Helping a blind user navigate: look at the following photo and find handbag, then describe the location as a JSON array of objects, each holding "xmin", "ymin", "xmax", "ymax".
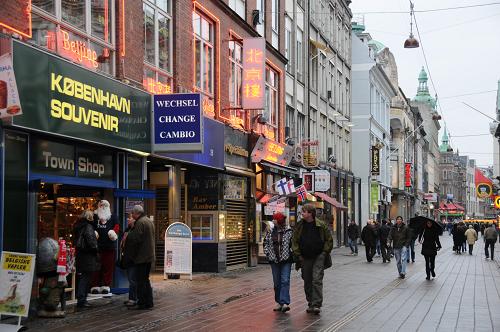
[{"xmin": 324, "ymin": 252, "xmax": 333, "ymax": 269}]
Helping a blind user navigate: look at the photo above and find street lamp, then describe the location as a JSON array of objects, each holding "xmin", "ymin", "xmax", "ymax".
[{"xmin": 404, "ymin": 2, "xmax": 420, "ymax": 49}]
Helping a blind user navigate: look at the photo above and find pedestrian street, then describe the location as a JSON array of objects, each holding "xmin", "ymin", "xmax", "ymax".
[{"xmin": 21, "ymin": 235, "xmax": 500, "ymax": 332}]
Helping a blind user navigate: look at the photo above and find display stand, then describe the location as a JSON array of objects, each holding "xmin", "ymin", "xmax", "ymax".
[
  {"xmin": 0, "ymin": 315, "xmax": 23, "ymax": 332},
  {"xmin": 164, "ymin": 222, "xmax": 192, "ymax": 281}
]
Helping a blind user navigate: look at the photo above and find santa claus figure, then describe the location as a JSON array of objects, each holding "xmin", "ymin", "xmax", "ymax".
[{"xmin": 91, "ymin": 200, "xmax": 119, "ymax": 295}]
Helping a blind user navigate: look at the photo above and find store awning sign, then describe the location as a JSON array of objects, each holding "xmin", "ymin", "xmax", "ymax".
[
  {"xmin": 250, "ymin": 136, "xmax": 293, "ymax": 166},
  {"xmin": 0, "ymin": 53, "xmax": 22, "ymax": 118},
  {"xmin": 153, "ymin": 93, "xmax": 203, "ymax": 153},
  {"xmin": 242, "ymin": 37, "xmax": 265, "ymax": 110},
  {"xmin": 12, "ymin": 41, "xmax": 151, "ymax": 152}
]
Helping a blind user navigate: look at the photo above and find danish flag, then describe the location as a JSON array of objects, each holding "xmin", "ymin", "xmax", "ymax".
[{"xmin": 296, "ymin": 185, "xmax": 308, "ymax": 202}]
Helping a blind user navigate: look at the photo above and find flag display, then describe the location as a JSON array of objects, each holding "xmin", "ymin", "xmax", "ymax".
[{"xmin": 296, "ymin": 184, "xmax": 308, "ymax": 202}]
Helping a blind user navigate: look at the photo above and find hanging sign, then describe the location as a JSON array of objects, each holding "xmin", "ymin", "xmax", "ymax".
[
  {"xmin": 312, "ymin": 169, "xmax": 330, "ymax": 192},
  {"xmin": 371, "ymin": 146, "xmax": 380, "ymax": 176},
  {"xmin": 0, "ymin": 53, "xmax": 22, "ymax": 118},
  {"xmin": 164, "ymin": 222, "xmax": 192, "ymax": 280},
  {"xmin": 153, "ymin": 93, "xmax": 204, "ymax": 153},
  {"xmin": 302, "ymin": 172, "xmax": 315, "ymax": 192},
  {"xmin": 494, "ymin": 196, "xmax": 500, "ymax": 209},
  {"xmin": 0, "ymin": 252, "xmax": 36, "ymax": 317},
  {"xmin": 405, "ymin": 162, "xmax": 412, "ymax": 187},
  {"xmin": 301, "ymin": 140, "xmax": 319, "ymax": 168},
  {"xmin": 242, "ymin": 38, "xmax": 266, "ymax": 110},
  {"xmin": 250, "ymin": 136, "xmax": 293, "ymax": 166},
  {"xmin": 370, "ymin": 182, "xmax": 379, "ymax": 214}
]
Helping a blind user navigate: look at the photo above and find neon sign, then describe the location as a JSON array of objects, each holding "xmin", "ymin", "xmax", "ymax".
[
  {"xmin": 242, "ymin": 38, "xmax": 266, "ymax": 109},
  {"xmin": 250, "ymin": 136, "xmax": 293, "ymax": 166},
  {"xmin": 58, "ymin": 30, "xmax": 99, "ymax": 69},
  {"xmin": 202, "ymin": 97, "xmax": 215, "ymax": 117},
  {"xmin": 143, "ymin": 77, "xmax": 172, "ymax": 95}
]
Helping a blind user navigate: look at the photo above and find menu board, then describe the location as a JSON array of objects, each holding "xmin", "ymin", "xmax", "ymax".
[{"xmin": 164, "ymin": 223, "xmax": 192, "ymax": 280}]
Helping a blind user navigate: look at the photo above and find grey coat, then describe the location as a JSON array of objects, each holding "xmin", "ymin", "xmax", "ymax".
[{"xmin": 126, "ymin": 215, "xmax": 155, "ymax": 264}]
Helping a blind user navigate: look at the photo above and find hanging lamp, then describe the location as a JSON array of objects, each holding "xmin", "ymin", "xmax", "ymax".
[{"xmin": 404, "ymin": 2, "xmax": 420, "ymax": 48}]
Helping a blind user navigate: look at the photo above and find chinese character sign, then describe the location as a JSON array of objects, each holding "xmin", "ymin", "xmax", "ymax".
[{"xmin": 242, "ymin": 38, "xmax": 266, "ymax": 110}]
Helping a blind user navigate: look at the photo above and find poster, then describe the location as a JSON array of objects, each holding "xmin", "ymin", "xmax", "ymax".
[
  {"xmin": 302, "ymin": 172, "xmax": 315, "ymax": 192},
  {"xmin": 224, "ymin": 176, "xmax": 245, "ymax": 200},
  {"xmin": 370, "ymin": 182, "xmax": 379, "ymax": 214},
  {"xmin": 0, "ymin": 53, "xmax": 22, "ymax": 118},
  {"xmin": 164, "ymin": 222, "xmax": 192, "ymax": 280},
  {"xmin": 0, "ymin": 252, "xmax": 36, "ymax": 317}
]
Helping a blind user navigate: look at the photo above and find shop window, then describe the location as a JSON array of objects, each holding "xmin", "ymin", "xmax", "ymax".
[
  {"xmin": 193, "ymin": 12, "xmax": 214, "ymax": 95},
  {"xmin": 190, "ymin": 214, "xmax": 213, "ymax": 240},
  {"xmin": 31, "ymin": 1, "xmax": 114, "ymax": 75},
  {"xmin": 143, "ymin": 0, "xmax": 173, "ymax": 94},
  {"xmin": 127, "ymin": 155, "xmax": 143, "ymax": 190},
  {"xmin": 255, "ymin": 0, "xmax": 265, "ymax": 36}
]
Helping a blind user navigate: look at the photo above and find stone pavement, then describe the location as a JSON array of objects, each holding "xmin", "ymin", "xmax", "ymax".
[{"xmin": 13, "ymin": 235, "xmax": 500, "ymax": 332}]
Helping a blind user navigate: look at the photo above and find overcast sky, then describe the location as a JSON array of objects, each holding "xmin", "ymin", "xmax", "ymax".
[{"xmin": 350, "ymin": 0, "xmax": 500, "ymax": 167}]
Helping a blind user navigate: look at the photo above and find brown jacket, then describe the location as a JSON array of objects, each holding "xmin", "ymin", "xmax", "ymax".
[{"xmin": 126, "ymin": 214, "xmax": 155, "ymax": 264}]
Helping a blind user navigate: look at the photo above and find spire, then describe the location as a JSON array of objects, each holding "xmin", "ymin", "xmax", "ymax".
[
  {"xmin": 413, "ymin": 66, "xmax": 436, "ymax": 108},
  {"xmin": 439, "ymin": 127, "xmax": 450, "ymax": 153}
]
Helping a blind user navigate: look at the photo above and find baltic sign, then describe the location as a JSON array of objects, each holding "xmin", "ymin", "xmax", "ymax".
[
  {"xmin": 242, "ymin": 38, "xmax": 266, "ymax": 110},
  {"xmin": 153, "ymin": 93, "xmax": 203, "ymax": 153},
  {"xmin": 371, "ymin": 146, "xmax": 380, "ymax": 176},
  {"xmin": 0, "ymin": 53, "xmax": 22, "ymax": 118},
  {"xmin": 12, "ymin": 41, "xmax": 151, "ymax": 152},
  {"xmin": 164, "ymin": 222, "xmax": 192, "ymax": 281}
]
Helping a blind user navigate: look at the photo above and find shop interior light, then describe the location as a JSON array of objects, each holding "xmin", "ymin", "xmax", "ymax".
[
  {"xmin": 180, "ymin": 167, "xmax": 187, "ymax": 171},
  {"xmin": 164, "ymin": 164, "xmax": 172, "ymax": 168},
  {"xmin": 146, "ymin": 160, "xmax": 151, "ymax": 163}
]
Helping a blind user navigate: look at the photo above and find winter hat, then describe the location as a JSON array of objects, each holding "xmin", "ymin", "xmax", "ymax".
[{"xmin": 273, "ymin": 212, "xmax": 286, "ymax": 222}]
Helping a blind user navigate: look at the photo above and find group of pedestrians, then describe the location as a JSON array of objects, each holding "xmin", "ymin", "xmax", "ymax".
[
  {"xmin": 73, "ymin": 202, "xmax": 155, "ymax": 311},
  {"xmin": 263, "ymin": 204, "xmax": 333, "ymax": 315}
]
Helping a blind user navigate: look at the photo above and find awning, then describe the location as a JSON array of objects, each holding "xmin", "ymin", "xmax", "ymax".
[
  {"xmin": 259, "ymin": 161, "xmax": 299, "ymax": 176},
  {"xmin": 314, "ymin": 192, "xmax": 347, "ymax": 210}
]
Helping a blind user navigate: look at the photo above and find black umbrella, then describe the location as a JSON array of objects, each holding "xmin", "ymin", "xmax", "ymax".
[{"xmin": 409, "ymin": 216, "xmax": 443, "ymax": 235}]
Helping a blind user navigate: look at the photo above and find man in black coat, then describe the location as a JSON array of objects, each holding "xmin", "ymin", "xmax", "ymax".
[
  {"xmin": 361, "ymin": 220, "xmax": 378, "ymax": 263},
  {"xmin": 379, "ymin": 220, "xmax": 391, "ymax": 263},
  {"xmin": 347, "ymin": 219, "xmax": 360, "ymax": 256}
]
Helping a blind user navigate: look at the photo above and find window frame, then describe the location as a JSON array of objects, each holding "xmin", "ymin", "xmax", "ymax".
[
  {"xmin": 265, "ymin": 65, "xmax": 279, "ymax": 128},
  {"xmin": 193, "ymin": 11, "xmax": 215, "ymax": 96}
]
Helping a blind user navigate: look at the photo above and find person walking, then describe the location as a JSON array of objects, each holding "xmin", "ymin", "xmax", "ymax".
[
  {"xmin": 419, "ymin": 220, "xmax": 442, "ymax": 280},
  {"xmin": 120, "ymin": 213, "xmax": 137, "ymax": 307},
  {"xmin": 126, "ymin": 205, "xmax": 155, "ymax": 310},
  {"xmin": 263, "ymin": 213, "xmax": 293, "ymax": 313},
  {"xmin": 361, "ymin": 220, "xmax": 377, "ymax": 263},
  {"xmin": 464, "ymin": 225, "xmax": 478, "ymax": 255},
  {"xmin": 388, "ymin": 216, "xmax": 411, "ymax": 279},
  {"xmin": 407, "ymin": 226, "xmax": 417, "ymax": 263},
  {"xmin": 484, "ymin": 223, "xmax": 498, "ymax": 260},
  {"xmin": 292, "ymin": 204, "xmax": 333, "ymax": 315},
  {"xmin": 73, "ymin": 210, "xmax": 99, "ymax": 309},
  {"xmin": 379, "ymin": 220, "xmax": 391, "ymax": 263},
  {"xmin": 347, "ymin": 219, "xmax": 360, "ymax": 256}
]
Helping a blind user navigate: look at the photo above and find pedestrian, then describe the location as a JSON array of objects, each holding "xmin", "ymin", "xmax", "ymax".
[
  {"xmin": 347, "ymin": 218, "xmax": 359, "ymax": 256},
  {"xmin": 292, "ymin": 204, "xmax": 333, "ymax": 315},
  {"xmin": 361, "ymin": 220, "xmax": 377, "ymax": 263},
  {"xmin": 407, "ymin": 226, "xmax": 417, "ymax": 264},
  {"xmin": 91, "ymin": 200, "xmax": 119, "ymax": 295},
  {"xmin": 126, "ymin": 205, "xmax": 155, "ymax": 310},
  {"xmin": 388, "ymin": 216, "xmax": 411, "ymax": 279},
  {"xmin": 484, "ymin": 223, "xmax": 498, "ymax": 260},
  {"xmin": 379, "ymin": 220, "xmax": 391, "ymax": 263},
  {"xmin": 480, "ymin": 223, "xmax": 485, "ymax": 237},
  {"xmin": 263, "ymin": 212, "xmax": 293, "ymax": 313},
  {"xmin": 120, "ymin": 213, "xmax": 137, "ymax": 307},
  {"xmin": 464, "ymin": 225, "xmax": 478, "ymax": 255},
  {"xmin": 374, "ymin": 221, "xmax": 381, "ymax": 257},
  {"xmin": 418, "ymin": 220, "xmax": 442, "ymax": 280},
  {"xmin": 73, "ymin": 210, "xmax": 99, "ymax": 309},
  {"xmin": 457, "ymin": 222, "xmax": 467, "ymax": 254}
]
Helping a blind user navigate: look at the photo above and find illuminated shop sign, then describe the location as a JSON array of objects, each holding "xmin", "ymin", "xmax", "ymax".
[
  {"xmin": 242, "ymin": 38, "xmax": 265, "ymax": 110},
  {"xmin": 153, "ymin": 93, "xmax": 204, "ymax": 152},
  {"xmin": 301, "ymin": 140, "xmax": 319, "ymax": 168},
  {"xmin": 250, "ymin": 136, "xmax": 293, "ymax": 166},
  {"xmin": 143, "ymin": 76, "xmax": 172, "ymax": 95},
  {"xmin": 405, "ymin": 162, "xmax": 412, "ymax": 187},
  {"xmin": 12, "ymin": 41, "xmax": 151, "ymax": 152},
  {"xmin": 371, "ymin": 146, "xmax": 380, "ymax": 176}
]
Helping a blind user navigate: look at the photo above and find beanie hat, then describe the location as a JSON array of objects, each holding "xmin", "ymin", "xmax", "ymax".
[{"xmin": 273, "ymin": 212, "xmax": 286, "ymax": 222}]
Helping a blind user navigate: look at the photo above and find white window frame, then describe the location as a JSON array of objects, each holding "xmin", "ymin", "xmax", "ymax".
[
  {"xmin": 229, "ymin": 0, "xmax": 246, "ymax": 18},
  {"xmin": 271, "ymin": 0, "xmax": 279, "ymax": 48},
  {"xmin": 188, "ymin": 211, "xmax": 218, "ymax": 243},
  {"xmin": 229, "ymin": 39, "xmax": 243, "ymax": 107},
  {"xmin": 193, "ymin": 11, "xmax": 215, "ymax": 95},
  {"xmin": 265, "ymin": 66, "xmax": 279, "ymax": 127},
  {"xmin": 256, "ymin": 0, "xmax": 265, "ymax": 36}
]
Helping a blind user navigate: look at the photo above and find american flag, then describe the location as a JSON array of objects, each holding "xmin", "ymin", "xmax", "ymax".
[{"xmin": 296, "ymin": 185, "xmax": 308, "ymax": 202}]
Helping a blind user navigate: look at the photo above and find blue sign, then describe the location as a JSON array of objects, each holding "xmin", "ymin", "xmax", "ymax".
[
  {"xmin": 166, "ymin": 222, "xmax": 192, "ymax": 238},
  {"xmin": 153, "ymin": 93, "xmax": 203, "ymax": 152},
  {"xmin": 160, "ymin": 117, "xmax": 224, "ymax": 169}
]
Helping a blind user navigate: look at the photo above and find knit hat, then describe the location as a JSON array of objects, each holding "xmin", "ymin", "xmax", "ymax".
[{"xmin": 273, "ymin": 212, "xmax": 286, "ymax": 222}]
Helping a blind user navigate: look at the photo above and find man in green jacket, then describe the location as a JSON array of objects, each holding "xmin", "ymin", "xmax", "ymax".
[
  {"xmin": 127, "ymin": 205, "xmax": 155, "ymax": 310},
  {"xmin": 292, "ymin": 204, "xmax": 333, "ymax": 314}
]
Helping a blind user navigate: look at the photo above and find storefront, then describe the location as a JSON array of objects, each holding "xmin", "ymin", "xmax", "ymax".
[{"xmin": 1, "ymin": 40, "xmax": 152, "ymax": 291}]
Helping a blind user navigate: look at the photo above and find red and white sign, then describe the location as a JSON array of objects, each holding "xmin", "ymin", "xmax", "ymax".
[
  {"xmin": 0, "ymin": 53, "xmax": 22, "ymax": 118},
  {"xmin": 242, "ymin": 38, "xmax": 266, "ymax": 110},
  {"xmin": 405, "ymin": 162, "xmax": 412, "ymax": 187}
]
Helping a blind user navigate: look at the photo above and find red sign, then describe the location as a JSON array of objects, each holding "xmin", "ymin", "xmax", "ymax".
[
  {"xmin": 405, "ymin": 163, "xmax": 412, "ymax": 187},
  {"xmin": 57, "ymin": 30, "xmax": 100, "ymax": 70},
  {"xmin": 242, "ymin": 38, "xmax": 266, "ymax": 110}
]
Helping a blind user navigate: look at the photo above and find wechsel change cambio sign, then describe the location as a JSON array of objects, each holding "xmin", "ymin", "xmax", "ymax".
[{"xmin": 153, "ymin": 93, "xmax": 203, "ymax": 152}]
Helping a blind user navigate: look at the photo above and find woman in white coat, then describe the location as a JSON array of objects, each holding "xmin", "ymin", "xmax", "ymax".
[{"xmin": 464, "ymin": 225, "xmax": 478, "ymax": 255}]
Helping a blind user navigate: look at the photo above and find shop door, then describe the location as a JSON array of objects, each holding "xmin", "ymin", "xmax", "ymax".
[{"xmin": 225, "ymin": 199, "xmax": 248, "ymax": 270}]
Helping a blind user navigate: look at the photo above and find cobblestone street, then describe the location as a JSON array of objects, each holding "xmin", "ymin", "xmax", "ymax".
[{"xmin": 16, "ymin": 235, "xmax": 500, "ymax": 332}]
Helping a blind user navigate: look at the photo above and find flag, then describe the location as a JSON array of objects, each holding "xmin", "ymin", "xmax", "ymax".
[
  {"xmin": 296, "ymin": 184, "xmax": 308, "ymax": 202},
  {"xmin": 274, "ymin": 178, "xmax": 289, "ymax": 196},
  {"xmin": 287, "ymin": 179, "xmax": 296, "ymax": 194}
]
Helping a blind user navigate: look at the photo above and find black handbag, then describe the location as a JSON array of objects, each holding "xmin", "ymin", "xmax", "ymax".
[{"xmin": 324, "ymin": 253, "xmax": 333, "ymax": 269}]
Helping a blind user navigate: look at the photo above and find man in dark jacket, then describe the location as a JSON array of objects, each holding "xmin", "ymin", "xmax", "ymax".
[
  {"xmin": 388, "ymin": 216, "xmax": 411, "ymax": 279},
  {"xmin": 379, "ymin": 220, "xmax": 391, "ymax": 263},
  {"xmin": 292, "ymin": 204, "xmax": 333, "ymax": 315},
  {"xmin": 361, "ymin": 220, "xmax": 377, "ymax": 262},
  {"xmin": 347, "ymin": 219, "xmax": 359, "ymax": 255},
  {"xmin": 73, "ymin": 210, "xmax": 99, "ymax": 309},
  {"xmin": 127, "ymin": 205, "xmax": 155, "ymax": 310},
  {"xmin": 484, "ymin": 223, "xmax": 498, "ymax": 260}
]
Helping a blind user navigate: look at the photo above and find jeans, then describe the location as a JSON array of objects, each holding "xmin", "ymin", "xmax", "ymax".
[
  {"xmin": 270, "ymin": 262, "xmax": 292, "ymax": 305},
  {"xmin": 301, "ymin": 253, "xmax": 325, "ymax": 308},
  {"xmin": 485, "ymin": 239, "xmax": 495, "ymax": 259},
  {"xmin": 127, "ymin": 265, "xmax": 137, "ymax": 301},
  {"xmin": 76, "ymin": 271, "xmax": 92, "ymax": 305},
  {"xmin": 462, "ymin": 241, "xmax": 467, "ymax": 252},
  {"xmin": 408, "ymin": 239, "xmax": 416, "ymax": 262},
  {"xmin": 424, "ymin": 255, "xmax": 436, "ymax": 277},
  {"xmin": 394, "ymin": 247, "xmax": 408, "ymax": 275},
  {"xmin": 135, "ymin": 263, "xmax": 153, "ymax": 308},
  {"xmin": 348, "ymin": 238, "xmax": 358, "ymax": 254}
]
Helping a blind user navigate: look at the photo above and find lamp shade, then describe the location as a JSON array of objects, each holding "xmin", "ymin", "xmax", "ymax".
[{"xmin": 404, "ymin": 35, "xmax": 420, "ymax": 48}]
